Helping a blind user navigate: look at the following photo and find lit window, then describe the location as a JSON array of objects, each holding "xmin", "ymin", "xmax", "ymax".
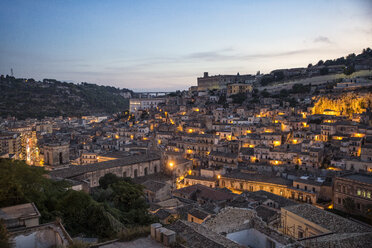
[
  {"xmin": 368, "ymin": 192, "xmax": 371, "ymax": 199},
  {"xmin": 357, "ymin": 189, "xmax": 361, "ymax": 196}
]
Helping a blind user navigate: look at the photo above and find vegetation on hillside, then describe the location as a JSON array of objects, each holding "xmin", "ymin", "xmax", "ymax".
[
  {"xmin": 0, "ymin": 159, "xmax": 153, "ymax": 239},
  {"xmin": 0, "ymin": 76, "xmax": 132, "ymax": 119}
]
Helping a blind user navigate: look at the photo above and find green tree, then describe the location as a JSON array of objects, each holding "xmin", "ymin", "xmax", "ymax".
[
  {"xmin": 231, "ymin": 93, "xmax": 246, "ymax": 104},
  {"xmin": 99, "ymin": 173, "xmax": 121, "ymax": 189},
  {"xmin": 344, "ymin": 65, "xmax": 355, "ymax": 75},
  {"xmin": 0, "ymin": 219, "xmax": 10, "ymax": 248}
]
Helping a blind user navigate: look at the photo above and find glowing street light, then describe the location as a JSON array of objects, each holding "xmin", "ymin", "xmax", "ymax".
[{"xmin": 169, "ymin": 162, "xmax": 174, "ymax": 168}]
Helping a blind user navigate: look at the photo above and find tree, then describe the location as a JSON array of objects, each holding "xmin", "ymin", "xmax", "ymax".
[
  {"xmin": 317, "ymin": 60, "xmax": 324, "ymax": 66},
  {"xmin": 99, "ymin": 173, "xmax": 121, "ymax": 189},
  {"xmin": 319, "ymin": 67, "xmax": 329, "ymax": 75},
  {"xmin": 0, "ymin": 219, "xmax": 10, "ymax": 248},
  {"xmin": 261, "ymin": 89, "xmax": 270, "ymax": 98},
  {"xmin": 273, "ymin": 71, "xmax": 285, "ymax": 81},
  {"xmin": 231, "ymin": 93, "xmax": 246, "ymax": 104},
  {"xmin": 279, "ymin": 89, "xmax": 289, "ymax": 98},
  {"xmin": 344, "ymin": 65, "xmax": 355, "ymax": 75}
]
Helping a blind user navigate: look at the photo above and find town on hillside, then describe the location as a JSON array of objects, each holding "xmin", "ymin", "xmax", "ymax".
[{"xmin": 1, "ymin": 48, "xmax": 372, "ymax": 248}]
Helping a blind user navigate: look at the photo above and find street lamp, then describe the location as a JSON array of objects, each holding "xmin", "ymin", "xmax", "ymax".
[{"xmin": 169, "ymin": 161, "xmax": 175, "ymax": 189}]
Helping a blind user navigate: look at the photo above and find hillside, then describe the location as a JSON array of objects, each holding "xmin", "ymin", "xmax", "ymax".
[
  {"xmin": 0, "ymin": 76, "xmax": 132, "ymax": 119},
  {"xmin": 259, "ymin": 48, "xmax": 372, "ymax": 86}
]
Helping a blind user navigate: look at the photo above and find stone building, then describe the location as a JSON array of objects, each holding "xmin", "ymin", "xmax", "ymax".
[
  {"xmin": 220, "ymin": 172, "xmax": 318, "ymax": 204},
  {"xmin": 333, "ymin": 173, "xmax": 372, "ymax": 217},
  {"xmin": 44, "ymin": 142, "xmax": 70, "ymax": 166},
  {"xmin": 227, "ymin": 83, "xmax": 253, "ymax": 97},
  {"xmin": 281, "ymin": 204, "xmax": 371, "ymax": 240},
  {"xmin": 0, "ymin": 131, "xmax": 21, "ymax": 159},
  {"xmin": 197, "ymin": 72, "xmax": 254, "ymax": 91},
  {"xmin": 50, "ymin": 153, "xmax": 161, "ymax": 188},
  {"xmin": 0, "ymin": 203, "xmax": 40, "ymax": 229}
]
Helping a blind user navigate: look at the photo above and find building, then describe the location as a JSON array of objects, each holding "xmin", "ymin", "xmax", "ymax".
[
  {"xmin": 197, "ymin": 72, "xmax": 255, "ymax": 91},
  {"xmin": 187, "ymin": 208, "xmax": 211, "ymax": 224},
  {"xmin": 227, "ymin": 83, "xmax": 253, "ymax": 97},
  {"xmin": 142, "ymin": 180, "xmax": 171, "ymax": 203},
  {"xmin": 220, "ymin": 172, "xmax": 318, "ymax": 204},
  {"xmin": 0, "ymin": 132, "xmax": 21, "ymax": 159},
  {"xmin": 129, "ymin": 98, "xmax": 166, "ymax": 112},
  {"xmin": 333, "ymin": 173, "xmax": 372, "ymax": 217},
  {"xmin": 0, "ymin": 203, "xmax": 40, "ymax": 229},
  {"xmin": 50, "ymin": 153, "xmax": 161, "ymax": 188},
  {"xmin": 43, "ymin": 141, "xmax": 70, "ymax": 166},
  {"xmin": 281, "ymin": 204, "xmax": 371, "ymax": 240}
]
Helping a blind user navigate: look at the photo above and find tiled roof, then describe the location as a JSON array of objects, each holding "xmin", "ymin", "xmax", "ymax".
[
  {"xmin": 222, "ymin": 172, "xmax": 292, "ymax": 186},
  {"xmin": 50, "ymin": 153, "xmax": 160, "ymax": 179},
  {"xmin": 142, "ymin": 180, "xmax": 168, "ymax": 192},
  {"xmin": 188, "ymin": 208, "xmax": 211, "ymax": 220},
  {"xmin": 168, "ymin": 220, "xmax": 243, "ymax": 248},
  {"xmin": 283, "ymin": 204, "xmax": 371, "ymax": 233}
]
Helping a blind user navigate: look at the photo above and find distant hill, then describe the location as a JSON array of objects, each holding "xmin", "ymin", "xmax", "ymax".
[
  {"xmin": 0, "ymin": 77, "xmax": 132, "ymax": 119},
  {"xmin": 260, "ymin": 48, "xmax": 372, "ymax": 86}
]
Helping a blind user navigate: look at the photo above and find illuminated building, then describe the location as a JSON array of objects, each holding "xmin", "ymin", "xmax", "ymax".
[
  {"xmin": 43, "ymin": 142, "xmax": 70, "ymax": 167},
  {"xmin": 333, "ymin": 173, "xmax": 372, "ymax": 218}
]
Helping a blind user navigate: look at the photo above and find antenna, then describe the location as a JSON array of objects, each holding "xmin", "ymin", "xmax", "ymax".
[{"xmin": 10, "ymin": 68, "xmax": 14, "ymax": 77}]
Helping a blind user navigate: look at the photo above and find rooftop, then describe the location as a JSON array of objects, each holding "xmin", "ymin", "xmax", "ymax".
[
  {"xmin": 340, "ymin": 173, "xmax": 372, "ymax": 184},
  {"xmin": 0, "ymin": 203, "xmax": 40, "ymax": 221},
  {"xmin": 283, "ymin": 204, "xmax": 371, "ymax": 234},
  {"xmin": 50, "ymin": 153, "xmax": 160, "ymax": 179}
]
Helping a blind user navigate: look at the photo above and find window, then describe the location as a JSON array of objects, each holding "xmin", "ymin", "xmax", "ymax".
[
  {"xmin": 304, "ymin": 186, "xmax": 307, "ymax": 191},
  {"xmin": 338, "ymin": 198, "xmax": 341, "ymax": 204},
  {"xmin": 298, "ymin": 231, "xmax": 304, "ymax": 239},
  {"xmin": 357, "ymin": 189, "xmax": 361, "ymax": 196},
  {"xmin": 312, "ymin": 187, "xmax": 316, "ymax": 192},
  {"xmin": 368, "ymin": 192, "xmax": 371, "ymax": 199},
  {"xmin": 363, "ymin": 191, "xmax": 366, "ymax": 198},
  {"xmin": 297, "ymin": 184, "xmax": 299, "ymax": 189},
  {"xmin": 357, "ymin": 203, "xmax": 361, "ymax": 210}
]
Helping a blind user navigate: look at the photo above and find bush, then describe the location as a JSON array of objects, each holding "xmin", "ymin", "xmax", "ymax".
[{"xmin": 117, "ymin": 226, "xmax": 150, "ymax": 241}]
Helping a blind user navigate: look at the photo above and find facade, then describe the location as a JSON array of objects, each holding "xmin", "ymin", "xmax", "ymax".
[
  {"xmin": 0, "ymin": 132, "xmax": 21, "ymax": 159},
  {"xmin": 333, "ymin": 173, "xmax": 372, "ymax": 217},
  {"xmin": 142, "ymin": 180, "xmax": 171, "ymax": 203},
  {"xmin": 187, "ymin": 208, "xmax": 211, "ymax": 224},
  {"xmin": 50, "ymin": 153, "xmax": 161, "ymax": 188},
  {"xmin": 44, "ymin": 142, "xmax": 70, "ymax": 166},
  {"xmin": 220, "ymin": 172, "xmax": 318, "ymax": 204},
  {"xmin": 281, "ymin": 204, "xmax": 370, "ymax": 240},
  {"xmin": 197, "ymin": 72, "xmax": 255, "ymax": 91},
  {"xmin": 129, "ymin": 98, "xmax": 166, "ymax": 112},
  {"xmin": 227, "ymin": 83, "xmax": 253, "ymax": 97}
]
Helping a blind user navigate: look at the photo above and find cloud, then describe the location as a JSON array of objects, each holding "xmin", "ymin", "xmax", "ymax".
[
  {"xmin": 313, "ymin": 36, "xmax": 332, "ymax": 44},
  {"xmin": 185, "ymin": 48, "xmax": 318, "ymax": 62}
]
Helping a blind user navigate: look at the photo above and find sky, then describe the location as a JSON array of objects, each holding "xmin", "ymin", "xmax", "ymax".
[{"xmin": 0, "ymin": 0, "xmax": 371, "ymax": 91}]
